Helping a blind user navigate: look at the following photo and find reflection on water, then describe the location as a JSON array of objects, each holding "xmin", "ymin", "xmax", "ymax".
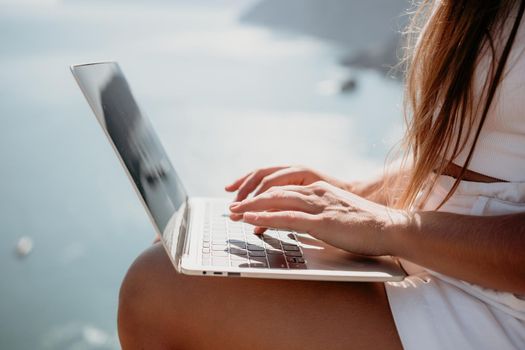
[
  {"xmin": 41, "ymin": 322, "xmax": 118, "ymax": 350},
  {"xmin": 0, "ymin": 1, "xmax": 403, "ymax": 349}
]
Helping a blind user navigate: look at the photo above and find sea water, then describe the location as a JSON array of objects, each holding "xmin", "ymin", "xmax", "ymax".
[{"xmin": 0, "ymin": 1, "xmax": 403, "ymax": 348}]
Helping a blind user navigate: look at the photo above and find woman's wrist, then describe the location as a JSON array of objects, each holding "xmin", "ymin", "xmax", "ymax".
[
  {"xmin": 382, "ymin": 208, "xmax": 413, "ymax": 257},
  {"xmin": 347, "ymin": 179, "xmax": 389, "ymax": 205},
  {"xmin": 345, "ymin": 180, "xmax": 366, "ymax": 195},
  {"xmin": 316, "ymin": 172, "xmax": 353, "ymax": 193}
]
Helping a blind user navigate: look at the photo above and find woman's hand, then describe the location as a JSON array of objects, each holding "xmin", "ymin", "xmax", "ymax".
[
  {"xmin": 229, "ymin": 181, "xmax": 408, "ymax": 256},
  {"xmin": 225, "ymin": 166, "xmax": 352, "ymax": 202}
]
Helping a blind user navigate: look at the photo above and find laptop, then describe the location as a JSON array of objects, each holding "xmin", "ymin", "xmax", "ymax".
[{"xmin": 71, "ymin": 61, "xmax": 406, "ymax": 282}]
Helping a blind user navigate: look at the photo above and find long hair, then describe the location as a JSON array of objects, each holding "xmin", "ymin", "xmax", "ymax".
[{"xmin": 395, "ymin": 0, "xmax": 525, "ymax": 209}]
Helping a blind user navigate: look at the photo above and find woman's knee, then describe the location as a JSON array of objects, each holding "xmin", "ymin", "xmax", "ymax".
[
  {"xmin": 117, "ymin": 244, "xmax": 402, "ymax": 349},
  {"xmin": 117, "ymin": 243, "xmax": 178, "ymax": 345},
  {"xmin": 120, "ymin": 244, "xmax": 169, "ymax": 303}
]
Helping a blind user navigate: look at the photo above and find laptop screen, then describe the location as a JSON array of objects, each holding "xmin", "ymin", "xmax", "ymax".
[{"xmin": 71, "ymin": 62, "xmax": 187, "ymax": 233}]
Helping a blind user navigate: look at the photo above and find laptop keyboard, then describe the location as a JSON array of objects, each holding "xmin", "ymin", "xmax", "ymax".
[{"xmin": 201, "ymin": 203, "xmax": 307, "ymax": 269}]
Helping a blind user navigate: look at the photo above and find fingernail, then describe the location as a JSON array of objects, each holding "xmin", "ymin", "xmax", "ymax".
[{"xmin": 229, "ymin": 202, "xmax": 240, "ymax": 209}]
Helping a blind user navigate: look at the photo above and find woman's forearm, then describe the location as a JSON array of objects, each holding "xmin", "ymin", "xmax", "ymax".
[{"xmin": 388, "ymin": 211, "xmax": 525, "ymax": 294}]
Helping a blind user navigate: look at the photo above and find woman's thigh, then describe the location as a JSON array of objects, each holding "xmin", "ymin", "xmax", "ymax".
[{"xmin": 118, "ymin": 243, "xmax": 402, "ymax": 350}]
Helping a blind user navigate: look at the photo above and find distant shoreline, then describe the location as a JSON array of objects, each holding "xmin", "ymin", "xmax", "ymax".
[{"xmin": 241, "ymin": 0, "xmax": 408, "ymax": 78}]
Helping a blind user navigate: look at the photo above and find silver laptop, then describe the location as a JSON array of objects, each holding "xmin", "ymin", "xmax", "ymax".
[{"xmin": 71, "ymin": 61, "xmax": 406, "ymax": 282}]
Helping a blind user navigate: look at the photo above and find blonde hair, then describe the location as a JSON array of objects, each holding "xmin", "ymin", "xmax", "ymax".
[{"xmin": 394, "ymin": 0, "xmax": 525, "ymax": 209}]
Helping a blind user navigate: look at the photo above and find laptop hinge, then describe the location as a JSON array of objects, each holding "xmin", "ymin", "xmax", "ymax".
[
  {"xmin": 173, "ymin": 199, "xmax": 190, "ymax": 272},
  {"xmin": 181, "ymin": 202, "xmax": 192, "ymax": 257}
]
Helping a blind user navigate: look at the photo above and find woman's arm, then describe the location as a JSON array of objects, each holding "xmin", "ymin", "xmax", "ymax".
[
  {"xmin": 230, "ymin": 181, "xmax": 525, "ymax": 294},
  {"xmin": 354, "ymin": 165, "xmax": 525, "ymax": 292},
  {"xmin": 389, "ymin": 211, "xmax": 525, "ymax": 294}
]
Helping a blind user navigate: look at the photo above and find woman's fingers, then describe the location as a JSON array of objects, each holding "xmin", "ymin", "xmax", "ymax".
[
  {"xmin": 230, "ymin": 191, "xmax": 320, "ymax": 214},
  {"xmin": 253, "ymin": 226, "xmax": 267, "ymax": 235},
  {"xmin": 266, "ymin": 184, "xmax": 313, "ymax": 196},
  {"xmin": 242, "ymin": 211, "xmax": 320, "ymax": 234},
  {"xmin": 253, "ymin": 168, "xmax": 303, "ymax": 197},
  {"xmin": 234, "ymin": 166, "xmax": 286, "ymax": 201},
  {"xmin": 228, "ymin": 213, "xmax": 267, "ymax": 234},
  {"xmin": 225, "ymin": 172, "xmax": 252, "ymax": 192},
  {"xmin": 229, "ymin": 214, "xmax": 269, "ymax": 235},
  {"xmin": 229, "ymin": 212, "xmax": 244, "ymax": 221}
]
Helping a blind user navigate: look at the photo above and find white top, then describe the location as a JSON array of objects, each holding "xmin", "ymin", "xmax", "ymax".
[
  {"xmin": 386, "ymin": 175, "xmax": 525, "ymax": 349},
  {"xmin": 385, "ymin": 7, "xmax": 525, "ymax": 349},
  {"xmin": 450, "ymin": 7, "xmax": 525, "ymax": 182}
]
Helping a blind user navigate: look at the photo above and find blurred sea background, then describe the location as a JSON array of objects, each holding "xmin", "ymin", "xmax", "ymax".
[{"xmin": 0, "ymin": 0, "xmax": 407, "ymax": 348}]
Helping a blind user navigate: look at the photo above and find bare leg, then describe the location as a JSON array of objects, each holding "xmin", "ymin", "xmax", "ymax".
[{"xmin": 118, "ymin": 243, "xmax": 402, "ymax": 350}]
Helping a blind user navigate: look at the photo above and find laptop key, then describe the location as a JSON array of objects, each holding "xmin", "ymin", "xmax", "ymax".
[
  {"xmin": 284, "ymin": 251, "xmax": 303, "ymax": 257},
  {"xmin": 229, "ymin": 238, "xmax": 246, "ymax": 245},
  {"xmin": 250, "ymin": 263, "xmax": 267, "ymax": 268},
  {"xmin": 212, "ymin": 232, "xmax": 228, "ymax": 238},
  {"xmin": 246, "ymin": 233, "xmax": 263, "ymax": 240},
  {"xmin": 282, "ymin": 244, "xmax": 299, "ymax": 251},
  {"xmin": 266, "ymin": 248, "xmax": 284, "ymax": 255},
  {"xmin": 267, "ymin": 254, "xmax": 287, "ymax": 268},
  {"xmin": 229, "ymin": 247, "xmax": 247, "ymax": 255},
  {"xmin": 212, "ymin": 250, "xmax": 228, "ymax": 257},
  {"xmin": 246, "ymin": 239, "xmax": 263, "ymax": 246},
  {"xmin": 247, "ymin": 244, "xmax": 264, "ymax": 251},
  {"xmin": 228, "ymin": 232, "xmax": 244, "ymax": 238},
  {"xmin": 286, "ymin": 257, "xmax": 305, "ymax": 263},
  {"xmin": 264, "ymin": 239, "xmax": 281, "ymax": 246},
  {"xmin": 264, "ymin": 240, "xmax": 281, "ymax": 248},
  {"xmin": 248, "ymin": 250, "xmax": 266, "ymax": 257},
  {"xmin": 243, "ymin": 223, "xmax": 256, "ymax": 231},
  {"xmin": 250, "ymin": 257, "xmax": 268, "ymax": 268},
  {"xmin": 228, "ymin": 239, "xmax": 246, "ymax": 246},
  {"xmin": 230, "ymin": 254, "xmax": 249, "ymax": 261},
  {"xmin": 230, "ymin": 260, "xmax": 247, "ymax": 268}
]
